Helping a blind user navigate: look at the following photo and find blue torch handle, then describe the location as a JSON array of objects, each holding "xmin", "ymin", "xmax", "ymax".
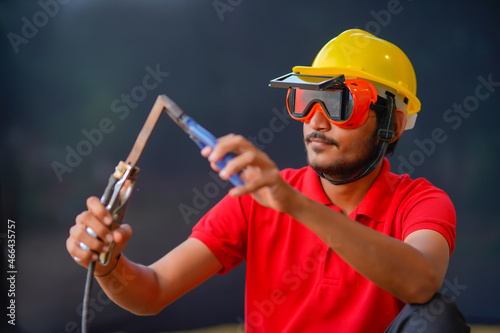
[{"xmin": 184, "ymin": 117, "xmax": 244, "ymax": 187}]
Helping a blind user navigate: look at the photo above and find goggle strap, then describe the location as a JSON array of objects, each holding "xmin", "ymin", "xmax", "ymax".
[
  {"xmin": 377, "ymin": 92, "xmax": 395, "ymax": 142},
  {"xmin": 378, "ymin": 129, "xmax": 395, "ymax": 142},
  {"xmin": 369, "ymin": 98, "xmax": 387, "ymax": 113},
  {"xmin": 317, "ymin": 92, "xmax": 396, "ymax": 185}
]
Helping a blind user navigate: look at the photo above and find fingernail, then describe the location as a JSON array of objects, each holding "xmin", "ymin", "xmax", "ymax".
[
  {"xmin": 104, "ymin": 216, "xmax": 112, "ymax": 225},
  {"xmin": 79, "ymin": 242, "xmax": 90, "ymax": 251},
  {"xmin": 92, "ymin": 253, "xmax": 98, "ymax": 261},
  {"xmin": 201, "ymin": 146, "xmax": 210, "ymax": 156},
  {"xmin": 86, "ymin": 227, "xmax": 97, "ymax": 238},
  {"xmin": 105, "ymin": 234, "xmax": 113, "ymax": 243},
  {"xmin": 102, "ymin": 246, "xmax": 109, "ymax": 253},
  {"xmin": 219, "ymin": 170, "xmax": 227, "ymax": 179},
  {"xmin": 73, "ymin": 256, "xmax": 81, "ymax": 262}
]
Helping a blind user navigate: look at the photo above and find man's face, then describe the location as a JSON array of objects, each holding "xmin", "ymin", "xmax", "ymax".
[{"xmin": 303, "ymin": 103, "xmax": 379, "ymax": 183}]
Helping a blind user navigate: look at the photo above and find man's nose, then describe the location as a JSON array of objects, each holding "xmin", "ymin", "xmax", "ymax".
[{"xmin": 307, "ymin": 103, "xmax": 332, "ymax": 130}]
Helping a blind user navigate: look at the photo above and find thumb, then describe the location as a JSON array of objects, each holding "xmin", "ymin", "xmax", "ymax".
[{"xmin": 109, "ymin": 224, "xmax": 133, "ymax": 256}]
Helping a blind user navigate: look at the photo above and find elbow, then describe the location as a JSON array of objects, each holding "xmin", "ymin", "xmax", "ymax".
[
  {"xmin": 133, "ymin": 311, "xmax": 160, "ymax": 317},
  {"xmin": 125, "ymin": 299, "xmax": 166, "ymax": 316},
  {"xmin": 404, "ymin": 287, "xmax": 436, "ymax": 305},
  {"xmin": 129, "ymin": 306, "xmax": 163, "ymax": 316},
  {"xmin": 402, "ymin": 270, "xmax": 442, "ymax": 305}
]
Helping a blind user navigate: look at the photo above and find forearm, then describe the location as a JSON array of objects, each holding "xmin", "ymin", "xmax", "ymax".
[
  {"xmin": 95, "ymin": 255, "xmax": 163, "ymax": 315},
  {"xmin": 287, "ymin": 194, "xmax": 443, "ymax": 304},
  {"xmin": 93, "ymin": 238, "xmax": 223, "ymax": 315}
]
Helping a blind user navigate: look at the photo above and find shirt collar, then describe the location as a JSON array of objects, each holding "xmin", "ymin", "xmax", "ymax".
[
  {"xmin": 302, "ymin": 159, "xmax": 400, "ymax": 222},
  {"xmin": 303, "ymin": 166, "xmax": 332, "ymax": 205},
  {"xmin": 353, "ymin": 158, "xmax": 400, "ymax": 223}
]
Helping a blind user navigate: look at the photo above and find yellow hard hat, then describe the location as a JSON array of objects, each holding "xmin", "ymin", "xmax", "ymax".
[{"xmin": 293, "ymin": 29, "xmax": 420, "ymax": 129}]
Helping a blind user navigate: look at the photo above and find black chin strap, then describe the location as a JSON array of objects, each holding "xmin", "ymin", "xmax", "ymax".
[{"xmin": 316, "ymin": 91, "xmax": 396, "ymax": 185}]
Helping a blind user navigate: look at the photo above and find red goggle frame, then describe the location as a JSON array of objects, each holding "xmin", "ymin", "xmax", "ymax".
[{"xmin": 286, "ymin": 78, "xmax": 379, "ymax": 129}]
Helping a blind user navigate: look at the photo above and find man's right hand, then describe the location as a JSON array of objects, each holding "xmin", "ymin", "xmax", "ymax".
[{"xmin": 66, "ymin": 196, "xmax": 133, "ymax": 275}]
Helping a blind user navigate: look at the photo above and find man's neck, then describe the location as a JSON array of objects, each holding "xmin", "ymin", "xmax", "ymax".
[{"xmin": 320, "ymin": 160, "xmax": 385, "ymax": 216}]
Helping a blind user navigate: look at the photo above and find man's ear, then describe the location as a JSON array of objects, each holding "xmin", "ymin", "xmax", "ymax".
[{"xmin": 392, "ymin": 108, "xmax": 407, "ymax": 142}]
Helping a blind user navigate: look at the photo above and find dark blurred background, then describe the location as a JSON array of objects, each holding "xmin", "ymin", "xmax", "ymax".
[{"xmin": 0, "ymin": 0, "xmax": 499, "ymax": 332}]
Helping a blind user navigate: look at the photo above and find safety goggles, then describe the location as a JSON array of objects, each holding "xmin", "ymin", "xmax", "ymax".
[{"xmin": 269, "ymin": 73, "xmax": 379, "ymax": 128}]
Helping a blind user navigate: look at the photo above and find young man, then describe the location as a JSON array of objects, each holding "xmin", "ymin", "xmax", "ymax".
[{"xmin": 66, "ymin": 29, "xmax": 470, "ymax": 332}]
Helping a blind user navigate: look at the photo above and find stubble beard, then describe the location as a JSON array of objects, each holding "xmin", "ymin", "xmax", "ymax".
[{"xmin": 306, "ymin": 131, "xmax": 379, "ymax": 183}]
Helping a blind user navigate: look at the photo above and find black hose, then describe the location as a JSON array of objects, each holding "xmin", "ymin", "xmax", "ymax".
[{"xmin": 82, "ymin": 261, "xmax": 96, "ymax": 333}]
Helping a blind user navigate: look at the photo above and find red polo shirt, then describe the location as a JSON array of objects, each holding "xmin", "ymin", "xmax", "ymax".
[{"xmin": 190, "ymin": 159, "xmax": 456, "ymax": 332}]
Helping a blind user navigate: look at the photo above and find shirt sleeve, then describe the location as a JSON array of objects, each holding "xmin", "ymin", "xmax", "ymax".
[
  {"xmin": 189, "ymin": 193, "xmax": 250, "ymax": 274},
  {"xmin": 401, "ymin": 183, "xmax": 457, "ymax": 254}
]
